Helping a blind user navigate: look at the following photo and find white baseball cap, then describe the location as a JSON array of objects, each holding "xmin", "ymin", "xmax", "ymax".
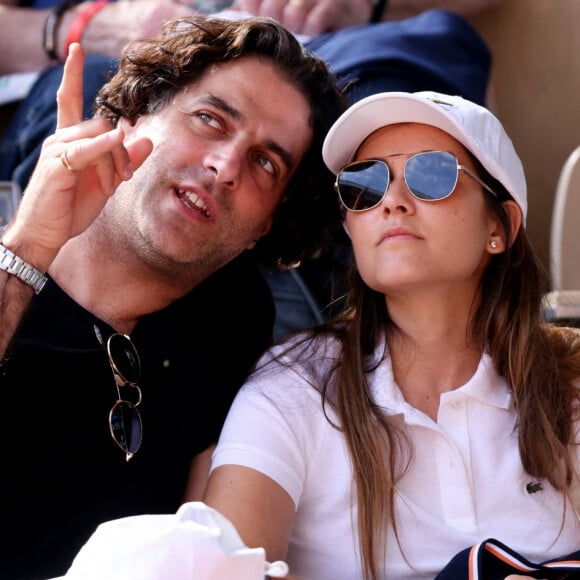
[{"xmin": 322, "ymin": 91, "xmax": 527, "ymax": 221}]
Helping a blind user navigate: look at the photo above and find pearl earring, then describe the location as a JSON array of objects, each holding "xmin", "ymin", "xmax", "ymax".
[{"xmin": 490, "ymin": 240, "xmax": 498, "ymax": 249}]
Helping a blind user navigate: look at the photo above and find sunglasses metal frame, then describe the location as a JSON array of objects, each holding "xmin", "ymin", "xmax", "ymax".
[
  {"xmin": 95, "ymin": 325, "xmax": 143, "ymax": 461},
  {"xmin": 335, "ymin": 150, "xmax": 498, "ymax": 213}
]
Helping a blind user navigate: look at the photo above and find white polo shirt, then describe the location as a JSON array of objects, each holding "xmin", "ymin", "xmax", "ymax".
[{"xmin": 211, "ymin": 338, "xmax": 580, "ymax": 579}]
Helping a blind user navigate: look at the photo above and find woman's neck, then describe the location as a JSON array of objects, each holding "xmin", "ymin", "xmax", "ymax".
[{"xmin": 386, "ymin": 289, "xmax": 482, "ymax": 420}]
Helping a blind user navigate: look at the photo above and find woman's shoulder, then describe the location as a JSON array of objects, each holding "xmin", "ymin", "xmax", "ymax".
[
  {"xmin": 242, "ymin": 330, "xmax": 343, "ymax": 393},
  {"xmin": 264, "ymin": 330, "xmax": 342, "ymax": 366}
]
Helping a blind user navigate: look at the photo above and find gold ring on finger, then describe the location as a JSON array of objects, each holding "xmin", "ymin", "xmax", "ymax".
[{"xmin": 60, "ymin": 150, "xmax": 75, "ymax": 172}]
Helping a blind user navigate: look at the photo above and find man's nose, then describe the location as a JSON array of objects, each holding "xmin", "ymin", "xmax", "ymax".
[{"xmin": 203, "ymin": 142, "xmax": 244, "ymax": 188}]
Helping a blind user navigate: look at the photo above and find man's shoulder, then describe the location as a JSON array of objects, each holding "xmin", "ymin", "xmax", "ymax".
[
  {"xmin": 171, "ymin": 253, "xmax": 276, "ymax": 345},
  {"xmin": 186, "ymin": 253, "xmax": 274, "ymax": 314}
]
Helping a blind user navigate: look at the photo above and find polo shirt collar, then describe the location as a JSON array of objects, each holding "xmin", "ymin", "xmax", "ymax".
[{"xmin": 369, "ymin": 343, "xmax": 513, "ymax": 419}]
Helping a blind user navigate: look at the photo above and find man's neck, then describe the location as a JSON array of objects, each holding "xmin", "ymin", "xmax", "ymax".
[{"xmin": 47, "ymin": 226, "xmax": 207, "ymax": 334}]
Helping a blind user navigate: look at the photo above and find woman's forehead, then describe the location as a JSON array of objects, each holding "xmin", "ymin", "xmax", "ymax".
[{"xmin": 356, "ymin": 123, "xmax": 468, "ymax": 158}]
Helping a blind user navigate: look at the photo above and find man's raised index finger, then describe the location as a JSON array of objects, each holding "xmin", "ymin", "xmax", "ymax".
[{"xmin": 56, "ymin": 42, "xmax": 85, "ymax": 130}]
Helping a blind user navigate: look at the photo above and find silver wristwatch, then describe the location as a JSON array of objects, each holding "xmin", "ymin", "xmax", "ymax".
[{"xmin": 0, "ymin": 242, "xmax": 47, "ymax": 294}]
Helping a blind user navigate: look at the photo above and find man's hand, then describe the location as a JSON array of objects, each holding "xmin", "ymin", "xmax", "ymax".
[{"xmin": 2, "ymin": 43, "xmax": 152, "ymax": 271}]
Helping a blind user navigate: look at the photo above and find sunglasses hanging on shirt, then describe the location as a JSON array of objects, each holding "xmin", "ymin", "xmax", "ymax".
[{"xmin": 95, "ymin": 324, "xmax": 143, "ymax": 461}]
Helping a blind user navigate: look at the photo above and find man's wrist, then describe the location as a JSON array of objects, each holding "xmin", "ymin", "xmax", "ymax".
[{"xmin": 0, "ymin": 243, "xmax": 48, "ymax": 294}]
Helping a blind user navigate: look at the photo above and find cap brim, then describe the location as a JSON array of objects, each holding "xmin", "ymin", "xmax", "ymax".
[{"xmin": 322, "ymin": 92, "xmax": 481, "ymax": 175}]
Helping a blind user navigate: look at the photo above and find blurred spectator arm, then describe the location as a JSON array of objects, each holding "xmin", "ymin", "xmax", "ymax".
[
  {"xmin": 0, "ymin": 2, "xmax": 53, "ymax": 73},
  {"xmin": 234, "ymin": 0, "xmax": 501, "ymax": 37},
  {"xmin": 0, "ymin": 0, "xmax": 197, "ymax": 75},
  {"xmin": 383, "ymin": 0, "xmax": 501, "ymax": 21}
]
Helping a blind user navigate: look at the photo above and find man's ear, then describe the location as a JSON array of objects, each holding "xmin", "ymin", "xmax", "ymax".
[
  {"xmin": 246, "ymin": 218, "xmax": 273, "ymax": 250},
  {"xmin": 114, "ymin": 117, "xmax": 153, "ymax": 174},
  {"xmin": 117, "ymin": 117, "xmax": 136, "ymax": 134},
  {"xmin": 257, "ymin": 217, "xmax": 272, "ymax": 238}
]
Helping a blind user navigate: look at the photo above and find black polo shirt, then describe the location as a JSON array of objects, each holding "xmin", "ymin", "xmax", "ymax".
[{"xmin": 0, "ymin": 252, "xmax": 274, "ymax": 580}]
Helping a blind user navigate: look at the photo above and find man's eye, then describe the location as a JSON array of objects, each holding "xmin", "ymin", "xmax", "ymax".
[
  {"xmin": 196, "ymin": 111, "xmax": 221, "ymax": 129},
  {"xmin": 255, "ymin": 153, "xmax": 276, "ymax": 176}
]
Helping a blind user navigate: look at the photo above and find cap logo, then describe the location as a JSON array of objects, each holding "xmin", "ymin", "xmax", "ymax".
[{"xmin": 425, "ymin": 96, "xmax": 455, "ymax": 110}]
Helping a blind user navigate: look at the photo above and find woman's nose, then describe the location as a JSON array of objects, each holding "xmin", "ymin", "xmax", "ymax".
[{"xmin": 381, "ymin": 169, "xmax": 414, "ymax": 214}]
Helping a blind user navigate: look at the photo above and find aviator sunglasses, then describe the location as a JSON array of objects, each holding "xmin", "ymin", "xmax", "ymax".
[
  {"xmin": 335, "ymin": 150, "xmax": 497, "ymax": 212},
  {"xmin": 95, "ymin": 325, "xmax": 143, "ymax": 461}
]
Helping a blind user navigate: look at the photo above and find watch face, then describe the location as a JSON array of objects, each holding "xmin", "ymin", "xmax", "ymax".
[{"xmin": 0, "ymin": 181, "xmax": 21, "ymax": 228}]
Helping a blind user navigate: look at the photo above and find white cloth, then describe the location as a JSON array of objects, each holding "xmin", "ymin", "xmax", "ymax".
[
  {"xmin": 211, "ymin": 337, "xmax": 580, "ymax": 579},
  {"xmin": 50, "ymin": 502, "xmax": 289, "ymax": 580}
]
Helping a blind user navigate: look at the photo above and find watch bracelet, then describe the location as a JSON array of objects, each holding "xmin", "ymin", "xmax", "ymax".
[{"xmin": 0, "ymin": 242, "xmax": 48, "ymax": 294}]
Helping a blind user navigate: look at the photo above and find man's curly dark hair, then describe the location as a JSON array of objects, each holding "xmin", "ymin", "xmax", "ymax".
[{"xmin": 94, "ymin": 14, "xmax": 347, "ymax": 269}]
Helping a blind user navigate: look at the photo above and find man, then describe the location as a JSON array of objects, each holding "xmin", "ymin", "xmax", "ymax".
[{"xmin": 0, "ymin": 15, "xmax": 344, "ymax": 579}]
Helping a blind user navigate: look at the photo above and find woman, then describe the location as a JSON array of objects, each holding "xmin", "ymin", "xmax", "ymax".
[{"xmin": 204, "ymin": 91, "xmax": 580, "ymax": 579}]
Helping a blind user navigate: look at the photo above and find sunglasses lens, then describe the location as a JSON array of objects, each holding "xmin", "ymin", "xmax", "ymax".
[
  {"xmin": 110, "ymin": 400, "xmax": 142, "ymax": 456},
  {"xmin": 405, "ymin": 151, "xmax": 458, "ymax": 201},
  {"xmin": 107, "ymin": 334, "xmax": 141, "ymax": 384},
  {"xmin": 337, "ymin": 160, "xmax": 389, "ymax": 211}
]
